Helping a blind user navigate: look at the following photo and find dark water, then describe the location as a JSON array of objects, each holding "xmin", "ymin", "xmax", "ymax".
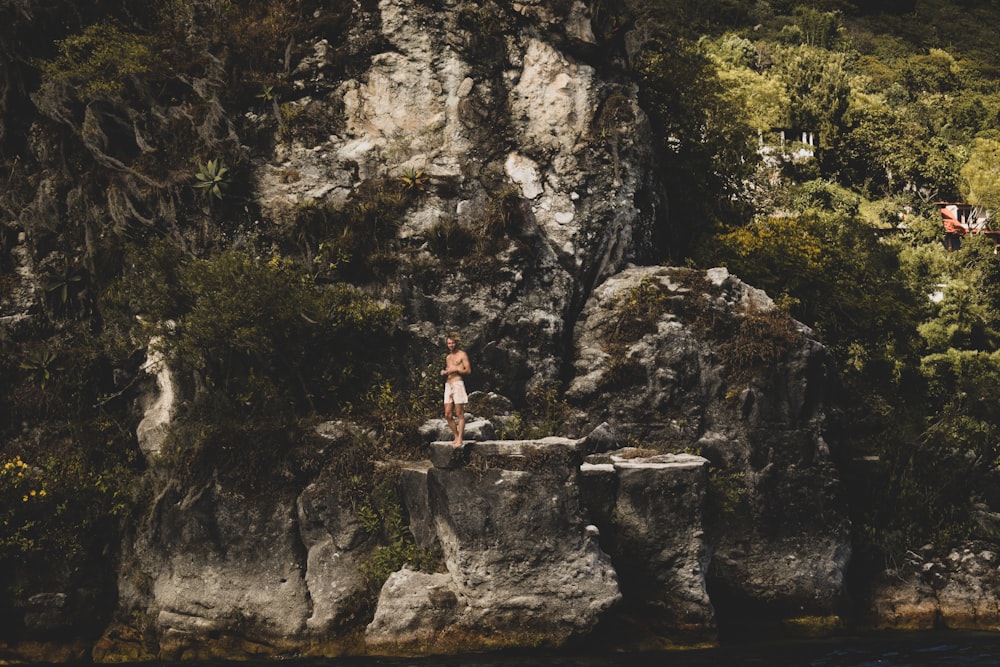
[{"xmin": 183, "ymin": 634, "xmax": 1000, "ymax": 667}]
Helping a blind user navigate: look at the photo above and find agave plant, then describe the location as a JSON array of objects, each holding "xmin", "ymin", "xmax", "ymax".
[
  {"xmin": 19, "ymin": 348, "xmax": 61, "ymax": 389},
  {"xmin": 256, "ymin": 85, "xmax": 275, "ymax": 102},
  {"xmin": 399, "ymin": 167, "xmax": 429, "ymax": 192},
  {"xmin": 194, "ymin": 159, "xmax": 230, "ymax": 200},
  {"xmin": 44, "ymin": 260, "xmax": 83, "ymax": 306}
]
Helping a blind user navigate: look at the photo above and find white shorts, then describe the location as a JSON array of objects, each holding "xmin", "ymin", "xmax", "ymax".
[{"xmin": 444, "ymin": 380, "xmax": 468, "ymax": 405}]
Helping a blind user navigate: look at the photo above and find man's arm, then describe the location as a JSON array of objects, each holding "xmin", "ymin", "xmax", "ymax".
[{"xmin": 457, "ymin": 350, "xmax": 471, "ymax": 375}]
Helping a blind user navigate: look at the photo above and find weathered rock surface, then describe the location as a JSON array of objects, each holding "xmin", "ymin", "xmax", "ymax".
[
  {"xmin": 0, "ymin": 233, "xmax": 41, "ymax": 338},
  {"xmin": 869, "ymin": 542, "xmax": 1000, "ymax": 631},
  {"xmin": 297, "ymin": 474, "xmax": 370, "ymax": 634},
  {"xmin": 252, "ymin": 0, "xmax": 660, "ymax": 396},
  {"xmin": 135, "ymin": 339, "xmax": 176, "ymax": 458},
  {"xmin": 99, "ymin": 422, "xmax": 378, "ymax": 661},
  {"xmin": 582, "ymin": 452, "xmax": 715, "ymax": 645},
  {"xmin": 111, "ymin": 480, "xmax": 312, "ymax": 661},
  {"xmin": 568, "ymin": 265, "xmax": 851, "ymax": 629},
  {"xmin": 370, "ymin": 435, "xmax": 730, "ymax": 653},
  {"xmin": 419, "ymin": 416, "xmax": 496, "ymax": 444},
  {"xmin": 367, "ymin": 438, "xmax": 621, "ymax": 653}
]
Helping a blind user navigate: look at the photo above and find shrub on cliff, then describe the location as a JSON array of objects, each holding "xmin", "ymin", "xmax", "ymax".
[
  {"xmin": 108, "ymin": 241, "xmax": 401, "ymax": 419},
  {"xmin": 703, "ymin": 205, "xmax": 923, "ymax": 399},
  {"xmin": 0, "ymin": 349, "xmax": 141, "ymax": 634},
  {"xmin": 39, "ymin": 19, "xmax": 161, "ymax": 99}
]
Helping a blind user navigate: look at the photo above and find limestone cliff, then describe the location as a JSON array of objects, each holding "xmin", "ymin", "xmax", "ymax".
[
  {"xmin": 250, "ymin": 0, "xmax": 660, "ymax": 395},
  {"xmin": 0, "ymin": 0, "xmax": 858, "ymax": 661},
  {"xmin": 87, "ymin": 266, "xmax": 848, "ymax": 660},
  {"xmin": 567, "ymin": 266, "xmax": 850, "ymax": 630}
]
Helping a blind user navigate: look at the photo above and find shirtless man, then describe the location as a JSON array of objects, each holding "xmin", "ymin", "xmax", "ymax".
[{"xmin": 441, "ymin": 333, "xmax": 471, "ymax": 447}]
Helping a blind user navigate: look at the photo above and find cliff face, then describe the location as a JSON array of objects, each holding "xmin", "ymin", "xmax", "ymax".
[
  {"xmin": 251, "ymin": 0, "xmax": 660, "ymax": 395},
  {"xmin": 89, "ymin": 268, "xmax": 849, "ymax": 660},
  {"xmin": 566, "ymin": 265, "xmax": 850, "ymax": 624},
  {"xmin": 2, "ymin": 0, "xmax": 856, "ymax": 661}
]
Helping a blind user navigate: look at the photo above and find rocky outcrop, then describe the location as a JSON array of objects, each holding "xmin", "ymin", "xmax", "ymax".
[
  {"xmin": 869, "ymin": 542, "xmax": 1000, "ymax": 631},
  {"xmin": 99, "ymin": 424, "xmax": 377, "ymax": 662},
  {"xmin": 567, "ymin": 265, "xmax": 851, "ymax": 630},
  {"xmin": 0, "ymin": 231, "xmax": 41, "ymax": 338},
  {"xmin": 368, "ymin": 437, "xmax": 718, "ymax": 654},
  {"xmin": 85, "ymin": 263, "xmax": 850, "ymax": 660},
  {"xmin": 581, "ymin": 451, "xmax": 715, "ymax": 646},
  {"xmin": 135, "ymin": 338, "xmax": 176, "ymax": 457},
  {"xmin": 252, "ymin": 0, "xmax": 660, "ymax": 396},
  {"xmin": 368, "ymin": 438, "xmax": 620, "ymax": 654},
  {"xmin": 110, "ymin": 480, "xmax": 313, "ymax": 661},
  {"xmin": 0, "ymin": 0, "xmax": 861, "ymax": 659},
  {"xmin": 92, "ymin": 426, "xmax": 730, "ymax": 659}
]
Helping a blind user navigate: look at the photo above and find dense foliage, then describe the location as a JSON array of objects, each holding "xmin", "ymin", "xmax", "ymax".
[{"xmin": 609, "ymin": 0, "xmax": 1000, "ymax": 567}]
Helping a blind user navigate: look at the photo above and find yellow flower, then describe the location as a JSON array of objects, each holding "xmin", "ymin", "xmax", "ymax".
[{"xmin": 22, "ymin": 495, "xmax": 28, "ymax": 502}]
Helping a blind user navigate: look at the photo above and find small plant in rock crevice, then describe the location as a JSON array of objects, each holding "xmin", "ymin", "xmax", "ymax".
[
  {"xmin": 523, "ymin": 383, "xmax": 572, "ymax": 438},
  {"xmin": 429, "ymin": 185, "xmax": 528, "ymax": 284},
  {"xmin": 42, "ymin": 258, "xmax": 87, "ymax": 316},
  {"xmin": 596, "ymin": 356, "xmax": 647, "ymax": 393},
  {"xmin": 718, "ymin": 304, "xmax": 802, "ymax": 386},
  {"xmin": 605, "ymin": 276, "xmax": 671, "ymax": 348},
  {"xmin": 356, "ymin": 467, "xmax": 440, "ymax": 592},
  {"xmin": 18, "ymin": 348, "xmax": 62, "ymax": 390},
  {"xmin": 193, "ymin": 158, "xmax": 230, "ymax": 201},
  {"xmin": 706, "ymin": 467, "xmax": 751, "ymax": 527},
  {"xmin": 426, "ymin": 219, "xmax": 476, "ymax": 262},
  {"xmin": 477, "ymin": 185, "xmax": 524, "ymax": 253},
  {"xmin": 399, "ymin": 168, "xmax": 429, "ymax": 192}
]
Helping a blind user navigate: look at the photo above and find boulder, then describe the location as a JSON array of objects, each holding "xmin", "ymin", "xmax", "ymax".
[
  {"xmin": 297, "ymin": 475, "xmax": 370, "ymax": 633},
  {"xmin": 607, "ymin": 454, "xmax": 715, "ymax": 641},
  {"xmin": 364, "ymin": 569, "xmax": 465, "ymax": 652},
  {"xmin": 419, "ymin": 418, "xmax": 496, "ymax": 444},
  {"xmin": 568, "ymin": 265, "xmax": 850, "ymax": 629},
  {"xmin": 368, "ymin": 439, "xmax": 620, "ymax": 653},
  {"xmin": 111, "ymin": 480, "xmax": 314, "ymax": 660},
  {"xmin": 870, "ymin": 543, "xmax": 1000, "ymax": 631}
]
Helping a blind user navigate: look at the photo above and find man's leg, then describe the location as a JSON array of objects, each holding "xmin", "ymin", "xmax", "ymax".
[
  {"xmin": 455, "ymin": 403, "xmax": 466, "ymax": 446},
  {"xmin": 445, "ymin": 401, "xmax": 459, "ymax": 443}
]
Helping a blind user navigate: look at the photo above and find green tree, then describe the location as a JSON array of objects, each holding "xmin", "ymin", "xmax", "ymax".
[
  {"xmin": 837, "ymin": 98, "xmax": 962, "ymax": 199},
  {"xmin": 704, "ymin": 36, "xmax": 789, "ymax": 132},
  {"xmin": 901, "ymin": 48, "xmax": 961, "ymax": 97},
  {"xmin": 918, "ymin": 278, "xmax": 996, "ymax": 353},
  {"xmin": 702, "ymin": 197, "xmax": 922, "ymax": 399},
  {"xmin": 786, "ymin": 7, "xmax": 842, "ymax": 49},
  {"xmin": 771, "ymin": 44, "xmax": 852, "ymax": 173},
  {"xmin": 634, "ymin": 36, "xmax": 760, "ymax": 255},
  {"xmin": 912, "ymin": 348, "xmax": 1000, "ymax": 540},
  {"xmin": 961, "ymin": 137, "xmax": 1000, "ymax": 214},
  {"xmin": 871, "ymin": 223, "xmax": 1000, "ymax": 559}
]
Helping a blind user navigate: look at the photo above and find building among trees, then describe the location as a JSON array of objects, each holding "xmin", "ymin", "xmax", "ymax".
[{"xmin": 937, "ymin": 201, "xmax": 993, "ymax": 250}]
